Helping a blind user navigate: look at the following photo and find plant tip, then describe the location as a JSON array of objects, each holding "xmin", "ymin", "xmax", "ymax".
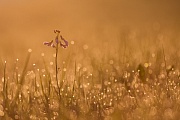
[{"xmin": 54, "ymin": 30, "xmax": 60, "ymax": 33}]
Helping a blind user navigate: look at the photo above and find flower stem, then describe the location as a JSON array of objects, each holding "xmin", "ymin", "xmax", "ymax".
[{"xmin": 55, "ymin": 41, "xmax": 61, "ymax": 96}]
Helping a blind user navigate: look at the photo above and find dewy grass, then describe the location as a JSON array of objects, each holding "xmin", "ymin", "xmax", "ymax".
[
  {"xmin": 1, "ymin": 49, "xmax": 32, "ymax": 119},
  {"xmin": 14, "ymin": 49, "xmax": 31, "ymax": 96},
  {"xmin": 1, "ymin": 30, "xmax": 180, "ymax": 120}
]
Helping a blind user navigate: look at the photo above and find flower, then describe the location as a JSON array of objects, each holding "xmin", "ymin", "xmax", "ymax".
[
  {"xmin": 43, "ymin": 30, "xmax": 68, "ymax": 49},
  {"xmin": 60, "ymin": 35, "xmax": 68, "ymax": 48},
  {"xmin": 43, "ymin": 40, "xmax": 56, "ymax": 48}
]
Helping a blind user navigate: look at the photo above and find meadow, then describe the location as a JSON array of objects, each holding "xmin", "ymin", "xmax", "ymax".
[{"xmin": 0, "ymin": 30, "xmax": 180, "ymax": 120}]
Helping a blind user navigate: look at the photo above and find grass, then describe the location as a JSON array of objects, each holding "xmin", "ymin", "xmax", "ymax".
[{"xmin": 0, "ymin": 31, "xmax": 180, "ymax": 120}]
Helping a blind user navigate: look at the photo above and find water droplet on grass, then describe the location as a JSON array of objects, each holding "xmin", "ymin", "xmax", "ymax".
[
  {"xmin": 28, "ymin": 49, "xmax": 32, "ymax": 53},
  {"xmin": 71, "ymin": 41, "xmax": 75, "ymax": 45}
]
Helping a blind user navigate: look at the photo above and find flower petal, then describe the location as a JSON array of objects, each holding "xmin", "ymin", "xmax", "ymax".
[
  {"xmin": 60, "ymin": 42, "xmax": 68, "ymax": 48},
  {"xmin": 51, "ymin": 43, "xmax": 56, "ymax": 48},
  {"xmin": 43, "ymin": 40, "xmax": 53, "ymax": 46},
  {"xmin": 60, "ymin": 35, "xmax": 68, "ymax": 48}
]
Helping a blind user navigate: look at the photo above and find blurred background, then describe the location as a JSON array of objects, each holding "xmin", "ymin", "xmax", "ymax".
[{"xmin": 0, "ymin": 0, "xmax": 180, "ymax": 63}]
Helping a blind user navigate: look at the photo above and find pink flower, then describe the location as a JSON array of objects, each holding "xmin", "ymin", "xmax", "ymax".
[
  {"xmin": 43, "ymin": 40, "xmax": 56, "ymax": 48},
  {"xmin": 43, "ymin": 30, "xmax": 68, "ymax": 49},
  {"xmin": 60, "ymin": 35, "xmax": 68, "ymax": 48}
]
